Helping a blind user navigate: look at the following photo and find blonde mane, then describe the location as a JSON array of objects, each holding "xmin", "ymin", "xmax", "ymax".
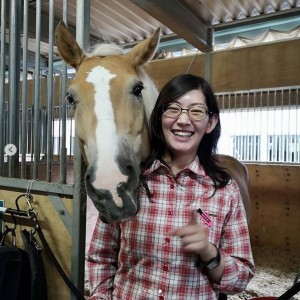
[
  {"xmin": 85, "ymin": 43, "xmax": 124, "ymax": 57},
  {"xmin": 139, "ymin": 70, "xmax": 158, "ymax": 121}
]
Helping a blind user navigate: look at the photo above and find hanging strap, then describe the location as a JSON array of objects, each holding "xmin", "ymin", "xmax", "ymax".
[
  {"xmin": 28, "ymin": 211, "xmax": 85, "ymax": 300},
  {"xmin": 277, "ymin": 280, "xmax": 300, "ymax": 300}
]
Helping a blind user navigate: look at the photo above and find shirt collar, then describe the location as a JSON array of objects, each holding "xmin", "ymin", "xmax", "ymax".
[{"xmin": 142, "ymin": 156, "xmax": 207, "ymax": 177}]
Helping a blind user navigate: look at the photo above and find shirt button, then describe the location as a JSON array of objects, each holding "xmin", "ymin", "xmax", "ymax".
[
  {"xmin": 162, "ymin": 264, "xmax": 169, "ymax": 272},
  {"xmin": 170, "ymin": 183, "xmax": 174, "ymax": 189},
  {"xmin": 168, "ymin": 210, "xmax": 173, "ymax": 216},
  {"xmin": 165, "ymin": 237, "xmax": 170, "ymax": 243},
  {"xmin": 159, "ymin": 296, "xmax": 165, "ymax": 300}
]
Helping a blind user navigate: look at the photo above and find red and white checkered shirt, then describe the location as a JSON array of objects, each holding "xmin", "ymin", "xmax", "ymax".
[{"xmin": 87, "ymin": 157, "xmax": 255, "ymax": 300}]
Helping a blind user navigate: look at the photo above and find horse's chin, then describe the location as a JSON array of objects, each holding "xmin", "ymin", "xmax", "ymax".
[
  {"xmin": 92, "ymin": 196, "xmax": 139, "ymax": 224},
  {"xmin": 85, "ymin": 178, "xmax": 140, "ymax": 223}
]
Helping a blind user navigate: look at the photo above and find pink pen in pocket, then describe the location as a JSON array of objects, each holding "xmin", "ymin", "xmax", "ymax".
[{"xmin": 196, "ymin": 208, "xmax": 213, "ymax": 228}]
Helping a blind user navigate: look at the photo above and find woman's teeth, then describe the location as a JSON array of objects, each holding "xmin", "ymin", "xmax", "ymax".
[{"xmin": 173, "ymin": 131, "xmax": 193, "ymax": 137}]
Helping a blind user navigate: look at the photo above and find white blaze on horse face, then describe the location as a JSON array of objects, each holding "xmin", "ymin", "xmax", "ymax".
[{"xmin": 86, "ymin": 66, "xmax": 127, "ymax": 208}]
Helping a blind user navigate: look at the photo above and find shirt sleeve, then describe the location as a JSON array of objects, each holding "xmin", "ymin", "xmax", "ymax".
[
  {"xmin": 211, "ymin": 181, "xmax": 255, "ymax": 294},
  {"xmin": 87, "ymin": 216, "xmax": 121, "ymax": 300}
]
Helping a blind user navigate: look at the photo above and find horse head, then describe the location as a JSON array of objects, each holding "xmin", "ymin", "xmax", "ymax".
[{"xmin": 55, "ymin": 21, "xmax": 160, "ymax": 223}]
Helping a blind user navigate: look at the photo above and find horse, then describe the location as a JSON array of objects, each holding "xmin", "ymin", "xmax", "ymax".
[{"xmin": 55, "ymin": 21, "xmax": 250, "ymax": 224}]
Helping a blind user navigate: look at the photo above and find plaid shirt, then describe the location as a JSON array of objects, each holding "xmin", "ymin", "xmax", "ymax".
[{"xmin": 87, "ymin": 157, "xmax": 255, "ymax": 300}]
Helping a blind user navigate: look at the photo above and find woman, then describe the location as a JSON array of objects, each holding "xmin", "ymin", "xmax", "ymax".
[{"xmin": 87, "ymin": 74, "xmax": 255, "ymax": 299}]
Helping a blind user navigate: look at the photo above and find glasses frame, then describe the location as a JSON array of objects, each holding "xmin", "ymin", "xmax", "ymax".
[{"xmin": 162, "ymin": 103, "xmax": 212, "ymax": 121}]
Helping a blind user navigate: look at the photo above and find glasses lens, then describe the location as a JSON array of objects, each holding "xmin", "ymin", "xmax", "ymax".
[
  {"xmin": 164, "ymin": 104, "xmax": 181, "ymax": 117},
  {"xmin": 189, "ymin": 106, "xmax": 208, "ymax": 120}
]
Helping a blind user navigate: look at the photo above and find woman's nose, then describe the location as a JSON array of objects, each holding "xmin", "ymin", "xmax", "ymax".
[{"xmin": 177, "ymin": 111, "xmax": 191, "ymax": 123}]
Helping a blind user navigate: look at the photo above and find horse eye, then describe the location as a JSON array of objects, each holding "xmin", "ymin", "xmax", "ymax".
[
  {"xmin": 132, "ymin": 84, "xmax": 144, "ymax": 97},
  {"xmin": 65, "ymin": 92, "xmax": 76, "ymax": 108}
]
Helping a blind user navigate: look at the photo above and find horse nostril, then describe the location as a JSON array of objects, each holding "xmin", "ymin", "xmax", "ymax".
[
  {"xmin": 117, "ymin": 182, "xmax": 126, "ymax": 189},
  {"xmin": 126, "ymin": 165, "xmax": 133, "ymax": 173}
]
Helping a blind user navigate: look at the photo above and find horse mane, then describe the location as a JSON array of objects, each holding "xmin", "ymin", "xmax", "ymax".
[
  {"xmin": 85, "ymin": 43, "xmax": 124, "ymax": 57},
  {"xmin": 139, "ymin": 70, "xmax": 158, "ymax": 121},
  {"xmin": 84, "ymin": 43, "xmax": 158, "ymax": 122}
]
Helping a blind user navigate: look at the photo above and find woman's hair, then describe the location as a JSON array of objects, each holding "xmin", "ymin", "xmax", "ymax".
[{"xmin": 142, "ymin": 73, "xmax": 230, "ymax": 189}]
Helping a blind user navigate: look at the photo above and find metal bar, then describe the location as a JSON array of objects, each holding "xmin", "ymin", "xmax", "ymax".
[
  {"xmin": 48, "ymin": 194, "xmax": 73, "ymax": 234},
  {"xmin": 60, "ymin": 62, "xmax": 67, "ymax": 183},
  {"xmin": 46, "ymin": 0, "xmax": 55, "ymax": 182},
  {"xmin": 21, "ymin": 0, "xmax": 29, "ymax": 178},
  {"xmin": 296, "ymin": 88, "xmax": 299, "ymax": 162},
  {"xmin": 0, "ymin": 0, "xmax": 7, "ymax": 176},
  {"xmin": 246, "ymin": 92, "xmax": 250, "ymax": 161},
  {"xmin": 1, "ymin": 207, "xmax": 29, "ymax": 217},
  {"xmin": 70, "ymin": 1, "xmax": 90, "ymax": 298},
  {"xmin": 215, "ymin": 86, "xmax": 300, "ymax": 96},
  {"xmin": 204, "ymin": 52, "xmax": 211, "ymax": 84},
  {"xmin": 59, "ymin": 0, "xmax": 68, "ymax": 184},
  {"xmin": 33, "ymin": 0, "xmax": 41, "ymax": 179},
  {"xmin": 42, "ymin": 108, "xmax": 47, "ymax": 156},
  {"xmin": 0, "ymin": 177, "xmax": 74, "ymax": 196},
  {"xmin": 8, "ymin": 0, "xmax": 21, "ymax": 177},
  {"xmin": 287, "ymin": 89, "xmax": 291, "ymax": 162},
  {"xmin": 30, "ymin": 105, "xmax": 34, "ymax": 163}
]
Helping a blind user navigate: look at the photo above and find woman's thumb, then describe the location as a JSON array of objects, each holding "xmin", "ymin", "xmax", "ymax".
[{"xmin": 189, "ymin": 210, "xmax": 198, "ymax": 225}]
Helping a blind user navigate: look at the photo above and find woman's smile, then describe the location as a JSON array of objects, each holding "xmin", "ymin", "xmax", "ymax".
[{"xmin": 172, "ymin": 130, "xmax": 194, "ymax": 138}]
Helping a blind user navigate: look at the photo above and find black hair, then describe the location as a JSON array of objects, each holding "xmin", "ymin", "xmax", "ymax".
[{"xmin": 142, "ymin": 73, "xmax": 230, "ymax": 190}]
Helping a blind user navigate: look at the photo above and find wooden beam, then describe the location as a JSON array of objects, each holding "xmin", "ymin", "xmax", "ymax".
[{"xmin": 129, "ymin": 0, "xmax": 212, "ymax": 52}]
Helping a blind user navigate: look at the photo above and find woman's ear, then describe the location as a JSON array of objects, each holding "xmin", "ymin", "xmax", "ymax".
[{"xmin": 205, "ymin": 114, "xmax": 218, "ymax": 134}]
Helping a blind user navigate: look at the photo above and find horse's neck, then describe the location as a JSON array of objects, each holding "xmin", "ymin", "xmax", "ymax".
[{"xmin": 216, "ymin": 154, "xmax": 251, "ymax": 223}]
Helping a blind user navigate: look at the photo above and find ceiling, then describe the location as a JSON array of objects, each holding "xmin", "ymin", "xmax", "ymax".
[
  {"xmin": 41, "ymin": 0, "xmax": 300, "ymax": 51},
  {"xmin": 24, "ymin": 0, "xmax": 300, "ymax": 60}
]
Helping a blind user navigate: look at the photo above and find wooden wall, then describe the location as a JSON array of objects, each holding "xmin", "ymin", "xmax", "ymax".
[
  {"xmin": 246, "ymin": 163, "xmax": 300, "ymax": 254},
  {"xmin": 147, "ymin": 38, "xmax": 300, "ymax": 92}
]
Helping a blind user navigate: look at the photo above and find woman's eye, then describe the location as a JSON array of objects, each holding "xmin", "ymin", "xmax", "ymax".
[{"xmin": 168, "ymin": 107, "xmax": 180, "ymax": 113}]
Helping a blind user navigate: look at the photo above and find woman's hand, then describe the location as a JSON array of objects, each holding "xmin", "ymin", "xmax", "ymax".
[
  {"xmin": 169, "ymin": 211, "xmax": 225, "ymax": 283},
  {"xmin": 168, "ymin": 211, "xmax": 215, "ymax": 260}
]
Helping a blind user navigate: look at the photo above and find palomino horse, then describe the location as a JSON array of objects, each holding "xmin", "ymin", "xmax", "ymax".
[{"xmin": 55, "ymin": 21, "xmax": 250, "ymax": 224}]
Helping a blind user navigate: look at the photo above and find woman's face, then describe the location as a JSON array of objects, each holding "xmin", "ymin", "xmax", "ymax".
[{"xmin": 162, "ymin": 89, "xmax": 217, "ymax": 161}]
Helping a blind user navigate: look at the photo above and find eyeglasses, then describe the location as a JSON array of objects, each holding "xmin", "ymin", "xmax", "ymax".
[{"xmin": 162, "ymin": 103, "xmax": 211, "ymax": 121}]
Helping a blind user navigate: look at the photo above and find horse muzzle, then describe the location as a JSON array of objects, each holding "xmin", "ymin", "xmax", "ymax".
[{"xmin": 85, "ymin": 175, "xmax": 140, "ymax": 223}]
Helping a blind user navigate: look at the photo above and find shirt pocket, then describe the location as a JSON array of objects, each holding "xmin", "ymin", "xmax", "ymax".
[{"xmin": 188, "ymin": 200, "xmax": 225, "ymax": 246}]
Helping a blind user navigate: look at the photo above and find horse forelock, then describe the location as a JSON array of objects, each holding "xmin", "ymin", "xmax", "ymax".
[{"xmin": 85, "ymin": 43, "xmax": 124, "ymax": 58}]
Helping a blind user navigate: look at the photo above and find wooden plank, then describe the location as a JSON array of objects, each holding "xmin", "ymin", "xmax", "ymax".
[
  {"xmin": 147, "ymin": 53, "xmax": 205, "ymax": 90},
  {"xmin": 246, "ymin": 164, "xmax": 300, "ymax": 254},
  {"xmin": 147, "ymin": 39, "xmax": 300, "ymax": 92},
  {"xmin": 211, "ymin": 39, "xmax": 300, "ymax": 91}
]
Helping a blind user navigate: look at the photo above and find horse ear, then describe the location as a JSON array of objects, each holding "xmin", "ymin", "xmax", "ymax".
[
  {"xmin": 127, "ymin": 28, "xmax": 161, "ymax": 67},
  {"xmin": 55, "ymin": 20, "xmax": 85, "ymax": 70}
]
